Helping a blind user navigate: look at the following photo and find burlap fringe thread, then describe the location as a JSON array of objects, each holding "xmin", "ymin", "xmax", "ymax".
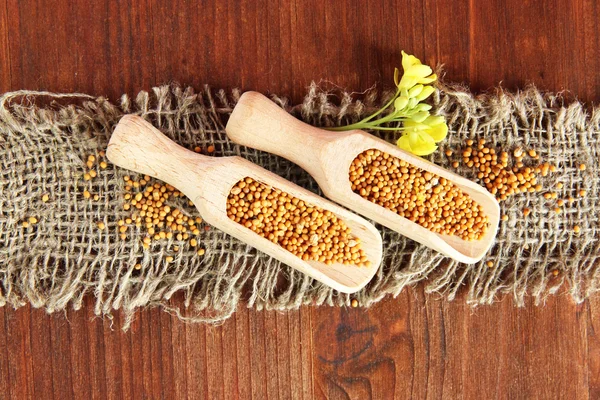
[{"xmin": 0, "ymin": 82, "xmax": 598, "ymax": 329}]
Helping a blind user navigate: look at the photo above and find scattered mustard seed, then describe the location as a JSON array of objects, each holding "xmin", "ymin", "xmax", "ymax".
[
  {"xmin": 42, "ymin": 194, "xmax": 49, "ymax": 202},
  {"xmin": 207, "ymin": 145, "xmax": 215, "ymax": 153},
  {"xmin": 97, "ymin": 221, "xmax": 106, "ymax": 230},
  {"xmin": 579, "ymin": 164, "xmax": 586, "ymax": 171},
  {"xmin": 134, "ymin": 263, "xmax": 142, "ymax": 270},
  {"xmin": 165, "ymin": 256, "xmax": 174, "ymax": 263},
  {"xmin": 573, "ymin": 225, "xmax": 581, "ymax": 233},
  {"xmin": 486, "ymin": 261, "xmax": 493, "ymax": 267},
  {"xmin": 523, "ymin": 208, "xmax": 531, "ymax": 217},
  {"xmin": 351, "ymin": 299, "xmax": 359, "ymax": 308}
]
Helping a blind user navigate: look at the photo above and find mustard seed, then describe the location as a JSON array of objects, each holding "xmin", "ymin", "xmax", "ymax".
[
  {"xmin": 165, "ymin": 256, "xmax": 174, "ymax": 263},
  {"xmin": 197, "ymin": 248, "xmax": 205, "ymax": 256},
  {"xmin": 579, "ymin": 164, "xmax": 586, "ymax": 171},
  {"xmin": 227, "ymin": 177, "xmax": 369, "ymax": 265},
  {"xmin": 351, "ymin": 299, "xmax": 358, "ymax": 308},
  {"xmin": 42, "ymin": 194, "xmax": 49, "ymax": 202},
  {"xmin": 350, "ymin": 149, "xmax": 488, "ymax": 241},
  {"xmin": 97, "ymin": 221, "xmax": 105, "ymax": 230},
  {"xmin": 207, "ymin": 145, "xmax": 215, "ymax": 153},
  {"xmin": 100, "ymin": 161, "xmax": 108, "ymax": 169},
  {"xmin": 573, "ymin": 225, "xmax": 581, "ymax": 233},
  {"xmin": 523, "ymin": 208, "xmax": 531, "ymax": 217},
  {"xmin": 134, "ymin": 263, "xmax": 142, "ymax": 270}
]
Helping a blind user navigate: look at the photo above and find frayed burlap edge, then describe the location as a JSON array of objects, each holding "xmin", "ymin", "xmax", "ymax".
[{"xmin": 0, "ymin": 81, "xmax": 598, "ymax": 329}]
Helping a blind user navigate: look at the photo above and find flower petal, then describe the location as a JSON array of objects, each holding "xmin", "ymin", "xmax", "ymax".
[
  {"xmin": 394, "ymin": 96, "xmax": 409, "ymax": 111},
  {"xmin": 428, "ymin": 122, "xmax": 448, "ymax": 142},
  {"xmin": 396, "ymin": 135, "xmax": 413, "ymax": 153},
  {"xmin": 401, "ymin": 51, "xmax": 421, "ymax": 70},
  {"xmin": 407, "ymin": 64, "xmax": 433, "ymax": 78},
  {"xmin": 410, "ymin": 111, "xmax": 430, "ymax": 123},
  {"xmin": 415, "ymin": 85, "xmax": 435, "ymax": 101},
  {"xmin": 408, "ymin": 84, "xmax": 424, "ymax": 98},
  {"xmin": 398, "ymin": 76, "xmax": 418, "ymax": 90}
]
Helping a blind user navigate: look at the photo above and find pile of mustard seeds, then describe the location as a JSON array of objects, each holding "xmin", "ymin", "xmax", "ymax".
[
  {"xmin": 349, "ymin": 149, "xmax": 489, "ymax": 241},
  {"xmin": 227, "ymin": 177, "xmax": 370, "ymax": 266}
]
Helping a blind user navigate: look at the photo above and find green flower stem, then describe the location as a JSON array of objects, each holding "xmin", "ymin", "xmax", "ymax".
[
  {"xmin": 326, "ymin": 88, "xmax": 401, "ymax": 131},
  {"xmin": 327, "ymin": 114, "xmax": 408, "ymax": 131},
  {"xmin": 357, "ymin": 88, "xmax": 401, "ymax": 124}
]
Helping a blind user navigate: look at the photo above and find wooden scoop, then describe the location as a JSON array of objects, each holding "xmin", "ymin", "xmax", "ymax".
[
  {"xmin": 226, "ymin": 92, "xmax": 500, "ymax": 264},
  {"xmin": 106, "ymin": 115, "xmax": 383, "ymax": 293}
]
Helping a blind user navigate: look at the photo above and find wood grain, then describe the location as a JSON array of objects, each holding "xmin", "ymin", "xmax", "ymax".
[{"xmin": 1, "ymin": 0, "xmax": 599, "ymax": 398}]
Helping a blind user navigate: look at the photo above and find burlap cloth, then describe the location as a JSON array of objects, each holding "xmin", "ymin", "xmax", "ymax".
[{"xmin": 1, "ymin": 82, "xmax": 598, "ymax": 328}]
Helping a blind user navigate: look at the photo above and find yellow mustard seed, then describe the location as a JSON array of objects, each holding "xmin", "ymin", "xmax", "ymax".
[
  {"xmin": 207, "ymin": 145, "xmax": 215, "ymax": 153},
  {"xmin": 165, "ymin": 256, "xmax": 174, "ymax": 263},
  {"xmin": 89, "ymin": 170, "xmax": 97, "ymax": 178},
  {"xmin": 97, "ymin": 221, "xmax": 105, "ymax": 230},
  {"xmin": 228, "ymin": 177, "xmax": 369, "ymax": 265},
  {"xmin": 22, "ymin": 221, "xmax": 29, "ymax": 228},
  {"xmin": 134, "ymin": 263, "xmax": 142, "ymax": 270},
  {"xmin": 523, "ymin": 208, "xmax": 531, "ymax": 217},
  {"xmin": 579, "ymin": 164, "xmax": 586, "ymax": 171},
  {"xmin": 486, "ymin": 261, "xmax": 493, "ymax": 267},
  {"xmin": 42, "ymin": 194, "xmax": 49, "ymax": 202},
  {"xmin": 573, "ymin": 225, "xmax": 581, "ymax": 233},
  {"xmin": 83, "ymin": 173, "xmax": 91, "ymax": 181},
  {"xmin": 100, "ymin": 161, "xmax": 108, "ymax": 169},
  {"xmin": 350, "ymin": 149, "xmax": 488, "ymax": 241},
  {"xmin": 190, "ymin": 238, "xmax": 198, "ymax": 247},
  {"xmin": 579, "ymin": 190, "xmax": 587, "ymax": 197},
  {"xmin": 351, "ymin": 299, "xmax": 358, "ymax": 308},
  {"xmin": 83, "ymin": 190, "xmax": 91, "ymax": 199},
  {"xmin": 197, "ymin": 248, "xmax": 205, "ymax": 256}
]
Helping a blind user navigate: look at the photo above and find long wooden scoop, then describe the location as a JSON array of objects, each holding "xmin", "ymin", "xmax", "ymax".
[
  {"xmin": 226, "ymin": 92, "xmax": 500, "ymax": 264},
  {"xmin": 106, "ymin": 115, "xmax": 383, "ymax": 293}
]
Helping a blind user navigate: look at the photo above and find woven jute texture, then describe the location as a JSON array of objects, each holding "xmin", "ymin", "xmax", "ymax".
[{"xmin": 0, "ymin": 83, "xmax": 598, "ymax": 328}]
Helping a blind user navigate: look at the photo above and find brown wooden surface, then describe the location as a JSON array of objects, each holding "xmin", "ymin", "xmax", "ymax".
[{"xmin": 1, "ymin": 1, "xmax": 599, "ymax": 399}]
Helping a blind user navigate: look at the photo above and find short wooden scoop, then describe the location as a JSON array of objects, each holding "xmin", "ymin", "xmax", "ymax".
[
  {"xmin": 106, "ymin": 115, "xmax": 383, "ymax": 293},
  {"xmin": 226, "ymin": 92, "xmax": 500, "ymax": 264}
]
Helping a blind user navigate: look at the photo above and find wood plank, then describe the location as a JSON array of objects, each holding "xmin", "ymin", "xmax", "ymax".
[{"xmin": 0, "ymin": 1, "xmax": 599, "ymax": 398}]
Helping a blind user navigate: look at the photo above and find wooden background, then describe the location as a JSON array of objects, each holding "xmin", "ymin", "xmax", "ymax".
[{"xmin": 1, "ymin": 0, "xmax": 599, "ymax": 398}]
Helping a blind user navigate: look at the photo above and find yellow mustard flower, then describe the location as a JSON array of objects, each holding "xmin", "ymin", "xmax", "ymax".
[
  {"xmin": 398, "ymin": 116, "xmax": 448, "ymax": 156},
  {"xmin": 395, "ymin": 51, "xmax": 437, "ymax": 90}
]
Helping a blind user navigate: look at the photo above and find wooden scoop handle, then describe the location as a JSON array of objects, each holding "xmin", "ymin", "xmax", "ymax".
[
  {"xmin": 226, "ymin": 91, "xmax": 338, "ymax": 178},
  {"xmin": 107, "ymin": 115, "xmax": 218, "ymax": 200}
]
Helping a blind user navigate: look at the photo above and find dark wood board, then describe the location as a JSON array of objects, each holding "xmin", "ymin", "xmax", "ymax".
[{"xmin": 1, "ymin": 1, "xmax": 599, "ymax": 398}]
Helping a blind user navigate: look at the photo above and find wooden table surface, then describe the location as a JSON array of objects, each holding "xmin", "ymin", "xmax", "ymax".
[{"xmin": 1, "ymin": 1, "xmax": 599, "ymax": 399}]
